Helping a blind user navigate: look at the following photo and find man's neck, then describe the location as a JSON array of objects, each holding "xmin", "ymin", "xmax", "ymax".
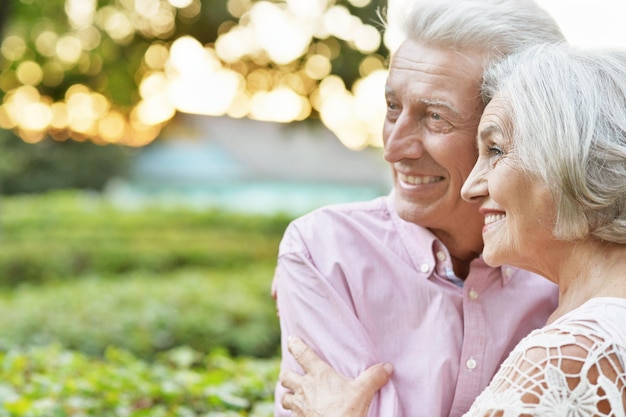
[{"xmin": 431, "ymin": 229, "xmax": 483, "ymax": 279}]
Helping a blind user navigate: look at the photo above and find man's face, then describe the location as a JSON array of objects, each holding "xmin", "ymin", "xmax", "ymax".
[{"xmin": 383, "ymin": 40, "xmax": 486, "ymax": 238}]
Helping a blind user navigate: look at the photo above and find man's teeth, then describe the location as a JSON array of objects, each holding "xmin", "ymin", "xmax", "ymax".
[
  {"xmin": 485, "ymin": 214, "xmax": 506, "ymax": 225},
  {"xmin": 400, "ymin": 174, "xmax": 440, "ymax": 185}
]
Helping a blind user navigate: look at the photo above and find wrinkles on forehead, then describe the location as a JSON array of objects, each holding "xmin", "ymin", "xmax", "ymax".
[
  {"xmin": 385, "ymin": 40, "xmax": 487, "ymax": 126},
  {"xmin": 389, "ymin": 42, "xmax": 487, "ymax": 83},
  {"xmin": 391, "ymin": 55, "xmax": 480, "ymax": 87},
  {"xmin": 479, "ymin": 97, "xmax": 514, "ymax": 143}
]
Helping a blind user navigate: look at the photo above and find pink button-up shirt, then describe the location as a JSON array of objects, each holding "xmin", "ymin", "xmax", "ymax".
[{"xmin": 273, "ymin": 193, "xmax": 558, "ymax": 417}]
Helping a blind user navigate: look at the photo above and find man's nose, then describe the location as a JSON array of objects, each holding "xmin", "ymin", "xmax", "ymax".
[{"xmin": 383, "ymin": 117, "xmax": 425, "ymax": 163}]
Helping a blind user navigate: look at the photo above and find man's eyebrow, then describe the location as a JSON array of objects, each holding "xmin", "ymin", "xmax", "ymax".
[
  {"xmin": 383, "ymin": 88, "xmax": 460, "ymax": 117},
  {"xmin": 420, "ymin": 98, "xmax": 459, "ymax": 116}
]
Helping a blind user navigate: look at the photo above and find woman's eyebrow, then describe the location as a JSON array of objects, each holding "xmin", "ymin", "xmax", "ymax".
[{"xmin": 478, "ymin": 123, "xmax": 501, "ymax": 141}]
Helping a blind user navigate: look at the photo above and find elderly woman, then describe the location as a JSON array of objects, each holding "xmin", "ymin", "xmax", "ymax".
[{"xmin": 280, "ymin": 43, "xmax": 626, "ymax": 416}]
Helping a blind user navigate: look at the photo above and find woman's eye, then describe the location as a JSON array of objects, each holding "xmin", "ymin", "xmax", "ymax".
[
  {"xmin": 486, "ymin": 146, "xmax": 505, "ymax": 167},
  {"xmin": 488, "ymin": 146, "xmax": 503, "ymax": 156}
]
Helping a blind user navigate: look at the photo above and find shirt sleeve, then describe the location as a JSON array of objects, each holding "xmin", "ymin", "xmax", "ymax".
[{"xmin": 273, "ymin": 222, "xmax": 401, "ymax": 417}]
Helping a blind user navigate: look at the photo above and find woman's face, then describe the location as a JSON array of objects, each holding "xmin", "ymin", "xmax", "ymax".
[{"xmin": 461, "ymin": 95, "xmax": 557, "ymax": 270}]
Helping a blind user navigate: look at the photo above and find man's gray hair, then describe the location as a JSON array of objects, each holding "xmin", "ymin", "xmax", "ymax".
[
  {"xmin": 387, "ymin": 0, "xmax": 565, "ymax": 60},
  {"xmin": 483, "ymin": 44, "xmax": 626, "ymax": 244}
]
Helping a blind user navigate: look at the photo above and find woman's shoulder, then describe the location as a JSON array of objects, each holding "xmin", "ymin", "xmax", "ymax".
[
  {"xmin": 551, "ymin": 297, "xmax": 626, "ymax": 345},
  {"xmin": 463, "ymin": 298, "xmax": 626, "ymax": 416},
  {"xmin": 517, "ymin": 297, "xmax": 626, "ymax": 366}
]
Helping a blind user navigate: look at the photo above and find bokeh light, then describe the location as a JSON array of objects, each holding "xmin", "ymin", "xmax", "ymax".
[
  {"xmin": 16, "ymin": 61, "xmax": 44, "ymax": 86},
  {"xmin": 1, "ymin": 0, "xmax": 625, "ymax": 150},
  {"xmin": 249, "ymin": 2, "xmax": 312, "ymax": 65}
]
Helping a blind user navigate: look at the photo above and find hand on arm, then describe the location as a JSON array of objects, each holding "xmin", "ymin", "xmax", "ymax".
[
  {"xmin": 274, "ymin": 223, "xmax": 401, "ymax": 416},
  {"xmin": 280, "ymin": 336, "xmax": 393, "ymax": 417}
]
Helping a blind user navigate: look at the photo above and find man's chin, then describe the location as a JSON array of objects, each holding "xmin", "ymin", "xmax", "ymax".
[{"xmin": 395, "ymin": 198, "xmax": 428, "ymax": 225}]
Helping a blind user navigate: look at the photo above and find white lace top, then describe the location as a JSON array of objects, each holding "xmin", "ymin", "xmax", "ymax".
[{"xmin": 463, "ymin": 297, "xmax": 626, "ymax": 416}]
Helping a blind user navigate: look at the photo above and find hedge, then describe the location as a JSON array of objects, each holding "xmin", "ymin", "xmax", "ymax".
[
  {"xmin": 0, "ymin": 191, "xmax": 291, "ymax": 286},
  {"xmin": 0, "ymin": 191, "xmax": 289, "ymax": 359}
]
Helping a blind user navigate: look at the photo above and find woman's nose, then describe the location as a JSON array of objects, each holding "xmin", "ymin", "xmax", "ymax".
[{"xmin": 461, "ymin": 162, "xmax": 488, "ymax": 202}]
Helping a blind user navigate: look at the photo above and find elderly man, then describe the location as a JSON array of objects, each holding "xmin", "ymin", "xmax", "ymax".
[{"xmin": 273, "ymin": 1, "xmax": 566, "ymax": 416}]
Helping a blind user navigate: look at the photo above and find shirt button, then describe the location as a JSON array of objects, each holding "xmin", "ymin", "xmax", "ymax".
[
  {"xmin": 436, "ymin": 251, "xmax": 447, "ymax": 261},
  {"xmin": 469, "ymin": 288, "xmax": 479, "ymax": 300},
  {"xmin": 420, "ymin": 263, "xmax": 430, "ymax": 273},
  {"xmin": 466, "ymin": 357, "xmax": 477, "ymax": 371},
  {"xmin": 504, "ymin": 267, "xmax": 513, "ymax": 277}
]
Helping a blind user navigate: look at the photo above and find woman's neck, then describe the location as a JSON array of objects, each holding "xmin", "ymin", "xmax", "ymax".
[{"xmin": 547, "ymin": 240, "xmax": 626, "ymax": 324}]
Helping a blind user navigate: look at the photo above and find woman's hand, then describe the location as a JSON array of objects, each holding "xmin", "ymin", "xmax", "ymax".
[{"xmin": 280, "ymin": 336, "xmax": 393, "ymax": 417}]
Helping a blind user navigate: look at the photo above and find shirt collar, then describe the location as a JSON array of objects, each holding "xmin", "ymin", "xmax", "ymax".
[
  {"xmin": 387, "ymin": 189, "xmax": 515, "ymax": 286},
  {"xmin": 386, "ymin": 190, "xmax": 448, "ymax": 278}
]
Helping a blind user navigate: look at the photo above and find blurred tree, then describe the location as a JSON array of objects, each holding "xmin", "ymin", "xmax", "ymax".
[
  {"xmin": 0, "ymin": 128, "xmax": 133, "ymax": 194},
  {"xmin": 0, "ymin": 0, "xmax": 390, "ymax": 151},
  {"xmin": 0, "ymin": 0, "xmax": 9, "ymax": 37}
]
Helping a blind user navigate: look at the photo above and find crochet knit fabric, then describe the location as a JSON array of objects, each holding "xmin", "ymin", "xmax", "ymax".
[{"xmin": 464, "ymin": 298, "xmax": 626, "ymax": 417}]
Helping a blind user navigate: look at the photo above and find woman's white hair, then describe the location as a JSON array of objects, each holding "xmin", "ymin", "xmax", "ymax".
[
  {"xmin": 386, "ymin": 0, "xmax": 565, "ymax": 60},
  {"xmin": 483, "ymin": 44, "xmax": 626, "ymax": 244}
]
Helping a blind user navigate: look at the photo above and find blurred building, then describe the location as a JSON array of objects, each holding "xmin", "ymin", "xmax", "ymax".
[{"xmin": 107, "ymin": 115, "xmax": 391, "ymax": 215}]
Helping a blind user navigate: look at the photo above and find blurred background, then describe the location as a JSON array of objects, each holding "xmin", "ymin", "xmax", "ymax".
[
  {"xmin": 0, "ymin": 0, "xmax": 624, "ymax": 416},
  {"xmin": 0, "ymin": 0, "xmax": 624, "ymax": 212}
]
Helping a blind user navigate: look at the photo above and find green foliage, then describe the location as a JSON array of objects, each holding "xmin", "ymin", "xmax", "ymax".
[
  {"xmin": 0, "ymin": 0, "xmax": 388, "ymax": 147},
  {"xmin": 0, "ymin": 132, "xmax": 135, "ymax": 195},
  {"xmin": 0, "ymin": 0, "xmax": 382, "ymax": 102},
  {"xmin": 0, "ymin": 191, "xmax": 290, "ymax": 359},
  {"xmin": 0, "ymin": 191, "xmax": 291, "ymax": 285},
  {"xmin": 0, "ymin": 344, "xmax": 279, "ymax": 416},
  {"xmin": 0, "ymin": 267, "xmax": 281, "ymax": 359}
]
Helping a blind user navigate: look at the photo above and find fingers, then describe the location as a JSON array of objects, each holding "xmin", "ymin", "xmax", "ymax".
[
  {"xmin": 279, "ymin": 369, "xmax": 301, "ymax": 392},
  {"xmin": 355, "ymin": 362, "xmax": 393, "ymax": 397},
  {"xmin": 281, "ymin": 391, "xmax": 306, "ymax": 417},
  {"xmin": 288, "ymin": 336, "xmax": 326, "ymax": 374},
  {"xmin": 281, "ymin": 391, "xmax": 295, "ymax": 411}
]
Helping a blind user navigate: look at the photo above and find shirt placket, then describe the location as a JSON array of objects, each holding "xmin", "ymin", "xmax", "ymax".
[{"xmin": 448, "ymin": 283, "xmax": 488, "ymax": 417}]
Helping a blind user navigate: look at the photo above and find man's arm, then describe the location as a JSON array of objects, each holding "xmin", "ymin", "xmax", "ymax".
[{"xmin": 273, "ymin": 223, "xmax": 400, "ymax": 417}]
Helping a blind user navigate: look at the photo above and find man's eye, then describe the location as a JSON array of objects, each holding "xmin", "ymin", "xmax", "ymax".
[{"xmin": 425, "ymin": 111, "xmax": 452, "ymax": 133}]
